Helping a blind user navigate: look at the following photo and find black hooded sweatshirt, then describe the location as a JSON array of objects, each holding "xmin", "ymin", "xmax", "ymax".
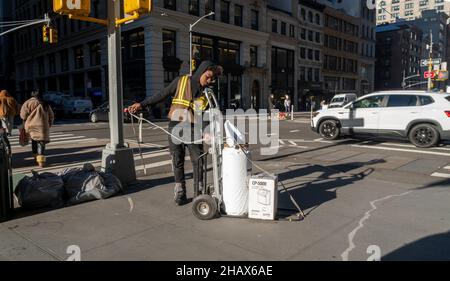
[{"xmin": 140, "ymin": 60, "xmax": 215, "ymax": 108}]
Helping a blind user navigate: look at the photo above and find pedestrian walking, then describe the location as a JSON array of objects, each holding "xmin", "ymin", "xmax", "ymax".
[
  {"xmin": 20, "ymin": 89, "xmax": 54, "ymax": 168},
  {"xmin": 0, "ymin": 90, "xmax": 19, "ymax": 136},
  {"xmin": 129, "ymin": 61, "xmax": 223, "ymax": 205},
  {"xmin": 284, "ymin": 94, "xmax": 291, "ymax": 115}
]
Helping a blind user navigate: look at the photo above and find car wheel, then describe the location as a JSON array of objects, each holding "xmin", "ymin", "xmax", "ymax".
[
  {"xmin": 90, "ymin": 113, "xmax": 98, "ymax": 123},
  {"xmin": 319, "ymin": 119, "xmax": 340, "ymax": 140},
  {"xmin": 409, "ymin": 124, "xmax": 440, "ymax": 148}
]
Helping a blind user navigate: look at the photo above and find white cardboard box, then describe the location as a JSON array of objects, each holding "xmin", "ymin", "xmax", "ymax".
[{"xmin": 248, "ymin": 175, "xmax": 278, "ymax": 220}]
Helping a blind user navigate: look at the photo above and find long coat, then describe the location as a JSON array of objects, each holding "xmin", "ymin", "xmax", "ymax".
[{"xmin": 20, "ymin": 97, "xmax": 54, "ymax": 142}]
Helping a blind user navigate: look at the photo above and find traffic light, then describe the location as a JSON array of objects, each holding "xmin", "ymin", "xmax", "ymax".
[
  {"xmin": 124, "ymin": 0, "xmax": 152, "ymax": 15},
  {"xmin": 436, "ymin": 71, "xmax": 449, "ymax": 81},
  {"xmin": 49, "ymin": 27, "xmax": 58, "ymax": 44},
  {"xmin": 53, "ymin": 0, "xmax": 90, "ymax": 16},
  {"xmin": 42, "ymin": 25, "xmax": 50, "ymax": 43}
]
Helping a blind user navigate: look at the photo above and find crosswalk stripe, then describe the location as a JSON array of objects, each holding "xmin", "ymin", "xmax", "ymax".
[
  {"xmin": 279, "ymin": 140, "xmax": 286, "ymax": 145},
  {"xmin": 11, "ymin": 138, "xmax": 99, "ymax": 149},
  {"xmin": 379, "ymin": 142, "xmax": 450, "ymax": 151},
  {"xmin": 431, "ymin": 172, "xmax": 450, "ymax": 178},
  {"xmin": 445, "ymin": 166, "xmax": 450, "ymax": 170},
  {"xmin": 10, "ymin": 135, "xmax": 84, "ymax": 145},
  {"xmin": 14, "ymin": 149, "xmax": 172, "ymax": 175},
  {"xmin": 8, "ymin": 132, "xmax": 72, "ymax": 141},
  {"xmin": 288, "ymin": 140, "xmax": 297, "ymax": 146},
  {"xmin": 351, "ymin": 144, "xmax": 450, "ymax": 157}
]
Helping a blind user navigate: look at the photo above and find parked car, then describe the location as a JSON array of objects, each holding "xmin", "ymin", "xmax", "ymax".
[
  {"xmin": 311, "ymin": 91, "xmax": 450, "ymax": 148},
  {"xmin": 89, "ymin": 100, "xmax": 151, "ymax": 123},
  {"xmin": 328, "ymin": 93, "xmax": 357, "ymax": 108},
  {"xmin": 63, "ymin": 98, "xmax": 93, "ymax": 117}
]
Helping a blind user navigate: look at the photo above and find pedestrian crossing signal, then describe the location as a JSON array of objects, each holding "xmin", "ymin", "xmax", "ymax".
[
  {"xmin": 53, "ymin": 0, "xmax": 90, "ymax": 16},
  {"xmin": 42, "ymin": 25, "xmax": 50, "ymax": 43},
  {"xmin": 124, "ymin": 0, "xmax": 152, "ymax": 15}
]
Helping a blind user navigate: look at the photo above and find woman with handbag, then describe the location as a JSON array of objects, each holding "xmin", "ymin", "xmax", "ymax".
[{"xmin": 20, "ymin": 90, "xmax": 54, "ymax": 168}]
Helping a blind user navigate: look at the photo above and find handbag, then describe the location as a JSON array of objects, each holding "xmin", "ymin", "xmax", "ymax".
[{"xmin": 19, "ymin": 127, "xmax": 29, "ymax": 146}]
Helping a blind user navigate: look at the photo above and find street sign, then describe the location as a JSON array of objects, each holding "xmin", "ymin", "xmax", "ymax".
[
  {"xmin": 424, "ymin": 71, "xmax": 435, "ymax": 79},
  {"xmin": 420, "ymin": 58, "xmax": 442, "ymax": 67}
]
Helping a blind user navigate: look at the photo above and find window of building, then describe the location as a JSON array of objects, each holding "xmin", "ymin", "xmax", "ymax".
[
  {"xmin": 37, "ymin": 57, "xmax": 44, "ymax": 75},
  {"xmin": 234, "ymin": 4, "xmax": 243, "ymax": 27},
  {"xmin": 60, "ymin": 50, "xmax": 69, "ymax": 72},
  {"xmin": 205, "ymin": 0, "xmax": 215, "ymax": 19},
  {"xmin": 89, "ymin": 41, "xmax": 101, "ymax": 66},
  {"xmin": 162, "ymin": 29, "xmax": 176, "ymax": 57},
  {"xmin": 251, "ymin": 10, "xmax": 259, "ymax": 30},
  {"xmin": 272, "ymin": 19, "xmax": 277, "ymax": 33},
  {"xmin": 218, "ymin": 40, "xmax": 240, "ymax": 65},
  {"xmin": 49, "ymin": 53, "xmax": 56, "ymax": 74},
  {"xmin": 73, "ymin": 45, "xmax": 84, "ymax": 69},
  {"xmin": 281, "ymin": 22, "xmax": 286, "ymax": 35},
  {"xmin": 164, "ymin": 0, "xmax": 176, "ymax": 10},
  {"xmin": 189, "ymin": 0, "xmax": 199, "ymax": 16},
  {"xmin": 220, "ymin": 0, "xmax": 230, "ymax": 23},
  {"xmin": 250, "ymin": 45, "xmax": 257, "ymax": 67},
  {"xmin": 122, "ymin": 29, "xmax": 145, "ymax": 61}
]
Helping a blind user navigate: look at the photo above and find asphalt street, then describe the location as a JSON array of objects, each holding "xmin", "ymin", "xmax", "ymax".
[{"xmin": 2, "ymin": 115, "xmax": 450, "ymax": 261}]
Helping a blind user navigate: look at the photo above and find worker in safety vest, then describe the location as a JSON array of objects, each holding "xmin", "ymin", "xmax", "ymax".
[{"xmin": 129, "ymin": 61, "xmax": 223, "ymax": 205}]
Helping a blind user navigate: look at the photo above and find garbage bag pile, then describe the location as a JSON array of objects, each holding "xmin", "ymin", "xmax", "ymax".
[{"xmin": 14, "ymin": 163, "xmax": 123, "ymax": 210}]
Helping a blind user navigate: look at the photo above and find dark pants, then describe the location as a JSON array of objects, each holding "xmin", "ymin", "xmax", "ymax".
[
  {"xmin": 168, "ymin": 121, "xmax": 203, "ymax": 191},
  {"xmin": 31, "ymin": 140, "xmax": 46, "ymax": 155}
]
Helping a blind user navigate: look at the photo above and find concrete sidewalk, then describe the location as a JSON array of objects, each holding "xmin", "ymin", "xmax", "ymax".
[{"xmin": 1, "ymin": 158, "xmax": 449, "ymax": 261}]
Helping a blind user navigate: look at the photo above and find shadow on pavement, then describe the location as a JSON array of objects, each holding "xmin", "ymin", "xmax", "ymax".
[
  {"xmin": 11, "ymin": 146, "xmax": 161, "ymax": 170},
  {"xmin": 277, "ymin": 159, "xmax": 384, "ymax": 216},
  {"xmin": 382, "ymin": 231, "xmax": 450, "ymax": 261},
  {"xmin": 415, "ymin": 178, "xmax": 450, "ymax": 190}
]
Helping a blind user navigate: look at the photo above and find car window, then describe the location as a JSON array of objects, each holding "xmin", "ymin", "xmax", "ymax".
[
  {"xmin": 418, "ymin": 96, "xmax": 434, "ymax": 106},
  {"xmin": 445, "ymin": 96, "xmax": 450, "ymax": 102},
  {"xmin": 353, "ymin": 95, "xmax": 385, "ymax": 109},
  {"xmin": 332, "ymin": 97, "xmax": 345, "ymax": 103},
  {"xmin": 386, "ymin": 95, "xmax": 418, "ymax": 107}
]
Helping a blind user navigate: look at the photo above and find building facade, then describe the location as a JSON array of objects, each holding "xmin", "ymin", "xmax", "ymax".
[
  {"xmin": 267, "ymin": 4, "xmax": 298, "ymax": 110},
  {"xmin": 375, "ymin": 23, "xmax": 424, "ymax": 91},
  {"xmin": 0, "ymin": 1, "xmax": 15, "ymax": 91},
  {"xmin": 297, "ymin": 0, "xmax": 325, "ymax": 111},
  {"xmin": 377, "ymin": 0, "xmax": 450, "ymax": 24},
  {"xmin": 13, "ymin": 0, "xmax": 270, "ymax": 113}
]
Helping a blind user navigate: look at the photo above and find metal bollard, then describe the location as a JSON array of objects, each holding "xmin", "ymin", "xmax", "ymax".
[
  {"xmin": 291, "ymin": 105, "xmax": 294, "ymax": 121},
  {"xmin": 138, "ymin": 112, "xmax": 143, "ymax": 144}
]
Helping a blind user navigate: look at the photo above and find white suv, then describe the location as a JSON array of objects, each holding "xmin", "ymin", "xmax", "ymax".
[{"xmin": 311, "ymin": 91, "xmax": 450, "ymax": 148}]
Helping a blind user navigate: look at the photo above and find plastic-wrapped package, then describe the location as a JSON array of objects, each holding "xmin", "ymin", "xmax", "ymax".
[
  {"xmin": 60, "ymin": 163, "xmax": 122, "ymax": 205},
  {"xmin": 15, "ymin": 171, "xmax": 65, "ymax": 209}
]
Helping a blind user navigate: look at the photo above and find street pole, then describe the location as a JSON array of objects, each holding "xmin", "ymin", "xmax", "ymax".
[
  {"xmin": 101, "ymin": 0, "xmax": 136, "ymax": 184},
  {"xmin": 189, "ymin": 12, "xmax": 214, "ymax": 76},
  {"xmin": 428, "ymin": 30, "xmax": 433, "ymax": 91}
]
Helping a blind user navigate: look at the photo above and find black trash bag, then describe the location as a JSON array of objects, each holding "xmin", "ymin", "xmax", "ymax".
[
  {"xmin": 60, "ymin": 163, "xmax": 122, "ymax": 205},
  {"xmin": 14, "ymin": 171, "xmax": 65, "ymax": 210}
]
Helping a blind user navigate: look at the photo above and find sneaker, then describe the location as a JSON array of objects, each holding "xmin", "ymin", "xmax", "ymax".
[{"xmin": 173, "ymin": 183, "xmax": 187, "ymax": 206}]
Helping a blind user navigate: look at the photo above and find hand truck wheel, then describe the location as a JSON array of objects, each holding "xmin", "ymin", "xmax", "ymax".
[{"xmin": 192, "ymin": 194, "xmax": 218, "ymax": 220}]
